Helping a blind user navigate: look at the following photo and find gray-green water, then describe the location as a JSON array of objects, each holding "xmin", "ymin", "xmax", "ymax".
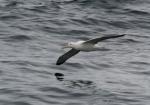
[{"xmin": 0, "ymin": 0, "xmax": 150, "ymax": 105}]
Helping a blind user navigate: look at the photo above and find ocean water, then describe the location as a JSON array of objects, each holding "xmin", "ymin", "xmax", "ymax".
[{"xmin": 0, "ymin": 0, "xmax": 150, "ymax": 105}]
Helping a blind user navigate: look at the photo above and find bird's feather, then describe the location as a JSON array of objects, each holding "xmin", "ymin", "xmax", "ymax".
[
  {"xmin": 56, "ymin": 49, "xmax": 80, "ymax": 65},
  {"xmin": 83, "ymin": 34, "xmax": 125, "ymax": 44}
]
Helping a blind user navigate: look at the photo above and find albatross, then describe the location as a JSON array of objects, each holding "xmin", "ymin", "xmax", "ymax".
[{"xmin": 56, "ymin": 34, "xmax": 125, "ymax": 65}]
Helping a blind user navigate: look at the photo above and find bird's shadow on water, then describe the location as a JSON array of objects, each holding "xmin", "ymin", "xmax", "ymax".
[
  {"xmin": 54, "ymin": 72, "xmax": 118, "ymax": 103},
  {"xmin": 54, "ymin": 71, "xmax": 120, "ymax": 103},
  {"xmin": 54, "ymin": 72, "xmax": 95, "ymax": 90},
  {"xmin": 65, "ymin": 80, "xmax": 95, "ymax": 90}
]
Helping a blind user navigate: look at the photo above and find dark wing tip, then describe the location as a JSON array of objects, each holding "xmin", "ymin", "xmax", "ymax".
[
  {"xmin": 119, "ymin": 34, "xmax": 126, "ymax": 37},
  {"xmin": 56, "ymin": 62, "xmax": 61, "ymax": 65},
  {"xmin": 110, "ymin": 34, "xmax": 126, "ymax": 38},
  {"xmin": 56, "ymin": 62, "xmax": 62, "ymax": 65},
  {"xmin": 117, "ymin": 34, "xmax": 127, "ymax": 37},
  {"xmin": 113, "ymin": 34, "xmax": 126, "ymax": 37},
  {"xmin": 56, "ymin": 57, "xmax": 64, "ymax": 65}
]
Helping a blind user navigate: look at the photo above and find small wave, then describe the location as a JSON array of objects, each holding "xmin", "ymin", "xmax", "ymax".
[
  {"xmin": 11, "ymin": 101, "xmax": 31, "ymax": 105},
  {"xmin": 1, "ymin": 60, "xmax": 36, "ymax": 66},
  {"xmin": 55, "ymin": 0, "xmax": 92, "ymax": 4},
  {"xmin": 128, "ymin": 17, "xmax": 150, "ymax": 24},
  {"xmin": 106, "ymin": 21, "xmax": 132, "ymax": 29},
  {"xmin": 126, "ymin": 9, "xmax": 150, "ymax": 15},
  {"xmin": 24, "ymin": 5, "xmax": 49, "ymax": 13},
  {"xmin": 128, "ymin": 61, "xmax": 150, "ymax": 65},
  {"xmin": 116, "ymin": 96, "xmax": 141, "ymax": 103},
  {"xmin": 84, "ymin": 17, "xmax": 103, "ymax": 25},
  {"xmin": 5, "ymin": 1, "xmax": 21, "ymax": 7},
  {"xmin": 23, "ymin": 1, "xmax": 61, "ymax": 13},
  {"xmin": 128, "ymin": 61, "xmax": 150, "ymax": 75},
  {"xmin": 69, "ymin": 29, "xmax": 90, "ymax": 35},
  {"xmin": 71, "ymin": 18, "xmax": 91, "ymax": 25},
  {"xmin": 0, "ymin": 15, "xmax": 21, "ymax": 20},
  {"xmin": 39, "ymin": 86, "xmax": 71, "ymax": 94},
  {"xmin": 63, "ymin": 62, "xmax": 85, "ymax": 69},
  {"xmin": 97, "ymin": 63, "xmax": 112, "ymax": 68},
  {"xmin": 138, "ymin": 71, "xmax": 150, "ymax": 75},
  {"xmin": 4, "ymin": 35, "xmax": 32, "ymax": 42},
  {"xmin": 120, "ymin": 38, "xmax": 141, "ymax": 43},
  {"xmin": 0, "ymin": 88, "xmax": 20, "ymax": 94}
]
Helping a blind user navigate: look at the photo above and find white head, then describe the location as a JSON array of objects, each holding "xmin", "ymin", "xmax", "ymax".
[{"xmin": 62, "ymin": 42, "xmax": 74, "ymax": 49}]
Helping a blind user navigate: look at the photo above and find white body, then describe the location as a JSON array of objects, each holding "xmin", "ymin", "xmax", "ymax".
[{"xmin": 67, "ymin": 41, "xmax": 100, "ymax": 51}]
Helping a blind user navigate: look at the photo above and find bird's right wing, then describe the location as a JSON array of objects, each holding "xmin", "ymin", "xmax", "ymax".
[
  {"xmin": 83, "ymin": 34, "xmax": 125, "ymax": 44},
  {"xmin": 56, "ymin": 49, "xmax": 80, "ymax": 65}
]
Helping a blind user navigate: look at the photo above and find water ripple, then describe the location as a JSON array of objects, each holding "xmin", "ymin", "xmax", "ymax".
[
  {"xmin": 0, "ymin": 0, "xmax": 150, "ymax": 105},
  {"xmin": 5, "ymin": 35, "xmax": 32, "ymax": 42}
]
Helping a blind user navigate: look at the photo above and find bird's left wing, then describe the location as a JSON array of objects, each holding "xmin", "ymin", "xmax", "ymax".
[
  {"xmin": 56, "ymin": 49, "xmax": 80, "ymax": 65},
  {"xmin": 83, "ymin": 34, "xmax": 125, "ymax": 44}
]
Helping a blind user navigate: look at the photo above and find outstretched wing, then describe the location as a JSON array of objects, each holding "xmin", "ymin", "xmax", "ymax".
[
  {"xmin": 56, "ymin": 49, "xmax": 80, "ymax": 65},
  {"xmin": 83, "ymin": 34, "xmax": 125, "ymax": 44}
]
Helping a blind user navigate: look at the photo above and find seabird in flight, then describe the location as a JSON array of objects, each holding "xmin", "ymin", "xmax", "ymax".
[{"xmin": 56, "ymin": 34, "xmax": 125, "ymax": 65}]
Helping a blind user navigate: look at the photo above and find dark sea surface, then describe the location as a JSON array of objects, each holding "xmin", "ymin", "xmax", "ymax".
[{"xmin": 0, "ymin": 0, "xmax": 150, "ymax": 105}]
